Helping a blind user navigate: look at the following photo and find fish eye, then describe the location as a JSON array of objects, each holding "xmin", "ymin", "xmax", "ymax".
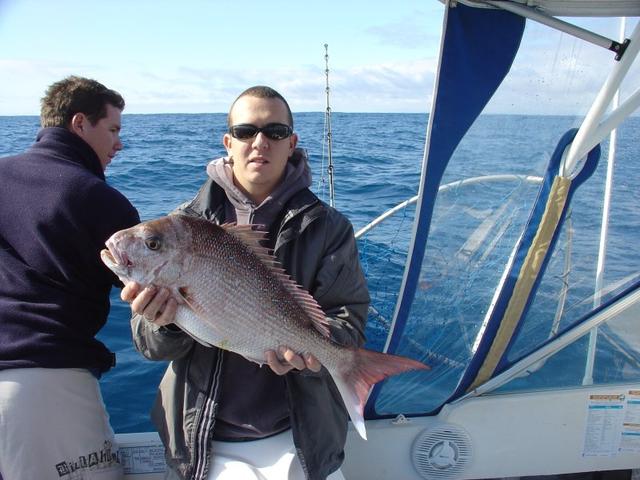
[{"xmin": 145, "ymin": 237, "xmax": 161, "ymax": 251}]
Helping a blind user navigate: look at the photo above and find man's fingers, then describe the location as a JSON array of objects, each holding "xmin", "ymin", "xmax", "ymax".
[
  {"xmin": 129, "ymin": 285, "xmax": 156, "ymax": 314},
  {"xmin": 121, "ymin": 283, "xmax": 177, "ymax": 325},
  {"xmin": 267, "ymin": 347, "xmax": 322, "ymax": 374},
  {"xmin": 154, "ymin": 298, "xmax": 178, "ymax": 326},
  {"xmin": 120, "ymin": 282, "xmax": 141, "ymax": 302},
  {"xmin": 281, "ymin": 347, "xmax": 306, "ymax": 371},
  {"xmin": 142, "ymin": 287, "xmax": 171, "ymax": 319},
  {"xmin": 304, "ymin": 353, "xmax": 322, "ymax": 372},
  {"xmin": 266, "ymin": 350, "xmax": 292, "ymax": 375}
]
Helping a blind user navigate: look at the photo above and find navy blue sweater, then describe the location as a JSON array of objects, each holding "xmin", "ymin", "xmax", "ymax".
[{"xmin": 0, "ymin": 127, "xmax": 140, "ymax": 374}]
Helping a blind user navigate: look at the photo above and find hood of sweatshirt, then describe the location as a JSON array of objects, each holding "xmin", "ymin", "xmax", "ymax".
[{"xmin": 206, "ymin": 147, "xmax": 312, "ymax": 227}]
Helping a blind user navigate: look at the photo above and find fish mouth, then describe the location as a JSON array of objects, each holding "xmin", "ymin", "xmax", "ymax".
[{"xmin": 100, "ymin": 244, "xmax": 132, "ymax": 277}]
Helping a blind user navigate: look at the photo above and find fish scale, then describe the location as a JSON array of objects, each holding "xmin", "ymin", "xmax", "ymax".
[{"xmin": 101, "ymin": 214, "xmax": 429, "ymax": 440}]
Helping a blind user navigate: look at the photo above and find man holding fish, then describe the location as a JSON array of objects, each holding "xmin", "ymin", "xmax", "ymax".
[{"xmin": 114, "ymin": 86, "xmax": 424, "ymax": 480}]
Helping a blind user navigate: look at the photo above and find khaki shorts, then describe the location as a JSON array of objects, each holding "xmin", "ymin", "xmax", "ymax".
[{"xmin": 0, "ymin": 367, "xmax": 123, "ymax": 480}]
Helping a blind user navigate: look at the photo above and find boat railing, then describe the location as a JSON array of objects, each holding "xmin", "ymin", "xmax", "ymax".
[{"xmin": 355, "ymin": 174, "xmax": 542, "ymax": 240}]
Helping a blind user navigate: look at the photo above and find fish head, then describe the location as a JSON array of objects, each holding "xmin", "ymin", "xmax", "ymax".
[{"xmin": 100, "ymin": 215, "xmax": 190, "ymax": 287}]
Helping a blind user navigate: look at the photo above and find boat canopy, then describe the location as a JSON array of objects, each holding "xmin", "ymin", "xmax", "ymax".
[
  {"xmin": 453, "ymin": 0, "xmax": 640, "ymax": 17},
  {"xmin": 361, "ymin": 1, "xmax": 640, "ymax": 420}
]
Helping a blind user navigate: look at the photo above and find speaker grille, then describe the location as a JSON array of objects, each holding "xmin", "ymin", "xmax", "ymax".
[{"xmin": 412, "ymin": 424, "xmax": 473, "ymax": 479}]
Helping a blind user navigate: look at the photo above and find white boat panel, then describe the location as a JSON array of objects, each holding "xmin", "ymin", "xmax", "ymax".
[{"xmin": 343, "ymin": 383, "xmax": 640, "ymax": 479}]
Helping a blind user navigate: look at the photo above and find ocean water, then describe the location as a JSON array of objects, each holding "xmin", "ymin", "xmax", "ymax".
[{"xmin": 0, "ymin": 113, "xmax": 638, "ymax": 432}]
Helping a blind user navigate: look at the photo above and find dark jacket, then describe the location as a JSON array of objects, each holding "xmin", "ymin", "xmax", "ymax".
[
  {"xmin": 131, "ymin": 179, "xmax": 370, "ymax": 480},
  {"xmin": 0, "ymin": 127, "xmax": 140, "ymax": 374}
]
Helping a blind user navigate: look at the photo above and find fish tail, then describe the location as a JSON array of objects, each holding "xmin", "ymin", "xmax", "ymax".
[{"xmin": 334, "ymin": 349, "xmax": 429, "ymax": 440}]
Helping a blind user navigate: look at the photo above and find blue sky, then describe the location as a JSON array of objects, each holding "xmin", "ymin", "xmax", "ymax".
[{"xmin": 0, "ymin": 0, "xmax": 637, "ymax": 115}]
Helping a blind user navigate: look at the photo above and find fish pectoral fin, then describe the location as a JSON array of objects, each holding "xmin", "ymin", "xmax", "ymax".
[
  {"xmin": 177, "ymin": 286, "xmax": 198, "ymax": 309},
  {"xmin": 177, "ymin": 286, "xmax": 190, "ymax": 301},
  {"xmin": 178, "ymin": 290, "xmax": 209, "ymax": 321}
]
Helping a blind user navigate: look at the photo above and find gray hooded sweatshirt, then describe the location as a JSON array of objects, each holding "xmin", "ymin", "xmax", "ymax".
[{"xmin": 206, "ymin": 148, "xmax": 312, "ymax": 228}]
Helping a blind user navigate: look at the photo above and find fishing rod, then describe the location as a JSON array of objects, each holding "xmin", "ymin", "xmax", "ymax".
[{"xmin": 324, "ymin": 43, "xmax": 335, "ymax": 208}]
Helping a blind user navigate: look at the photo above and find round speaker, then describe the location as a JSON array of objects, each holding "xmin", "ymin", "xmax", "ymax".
[{"xmin": 412, "ymin": 423, "xmax": 473, "ymax": 479}]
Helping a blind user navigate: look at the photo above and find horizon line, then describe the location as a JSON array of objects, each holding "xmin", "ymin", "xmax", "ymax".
[{"xmin": 2, "ymin": 112, "xmax": 633, "ymax": 118}]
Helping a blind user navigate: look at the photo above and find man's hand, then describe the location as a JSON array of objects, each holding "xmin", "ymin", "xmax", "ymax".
[
  {"xmin": 121, "ymin": 282, "xmax": 177, "ymax": 327},
  {"xmin": 265, "ymin": 346, "xmax": 322, "ymax": 375}
]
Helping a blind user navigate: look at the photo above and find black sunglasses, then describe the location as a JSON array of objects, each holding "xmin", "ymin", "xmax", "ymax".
[{"xmin": 229, "ymin": 123, "xmax": 293, "ymax": 141}]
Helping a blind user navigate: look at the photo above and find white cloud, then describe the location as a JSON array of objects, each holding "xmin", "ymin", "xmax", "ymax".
[
  {"xmin": 0, "ymin": 60, "xmax": 77, "ymax": 114},
  {"xmin": 0, "ymin": 15, "xmax": 636, "ymax": 117},
  {"xmin": 103, "ymin": 60, "xmax": 438, "ymax": 114},
  {"xmin": 330, "ymin": 59, "xmax": 437, "ymax": 112}
]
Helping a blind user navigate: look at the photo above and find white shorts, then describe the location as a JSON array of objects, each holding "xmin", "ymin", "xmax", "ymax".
[
  {"xmin": 0, "ymin": 367, "xmax": 123, "ymax": 480},
  {"xmin": 201, "ymin": 429, "xmax": 344, "ymax": 480}
]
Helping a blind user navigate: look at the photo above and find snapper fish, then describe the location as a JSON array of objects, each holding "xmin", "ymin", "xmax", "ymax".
[{"xmin": 100, "ymin": 214, "xmax": 428, "ymax": 440}]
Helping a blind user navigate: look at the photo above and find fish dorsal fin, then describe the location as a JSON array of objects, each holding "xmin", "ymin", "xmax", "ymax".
[
  {"xmin": 221, "ymin": 223, "xmax": 280, "ymax": 269},
  {"xmin": 222, "ymin": 223, "xmax": 331, "ymax": 339},
  {"xmin": 221, "ymin": 223, "xmax": 266, "ymax": 249},
  {"xmin": 276, "ymin": 274, "xmax": 331, "ymax": 338}
]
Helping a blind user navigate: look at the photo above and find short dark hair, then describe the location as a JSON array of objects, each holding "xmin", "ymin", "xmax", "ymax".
[
  {"xmin": 228, "ymin": 86, "xmax": 293, "ymax": 128},
  {"xmin": 40, "ymin": 75, "xmax": 125, "ymax": 128}
]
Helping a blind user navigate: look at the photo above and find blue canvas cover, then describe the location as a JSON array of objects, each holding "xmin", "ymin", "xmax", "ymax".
[{"xmin": 365, "ymin": 2, "xmax": 526, "ymax": 417}]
